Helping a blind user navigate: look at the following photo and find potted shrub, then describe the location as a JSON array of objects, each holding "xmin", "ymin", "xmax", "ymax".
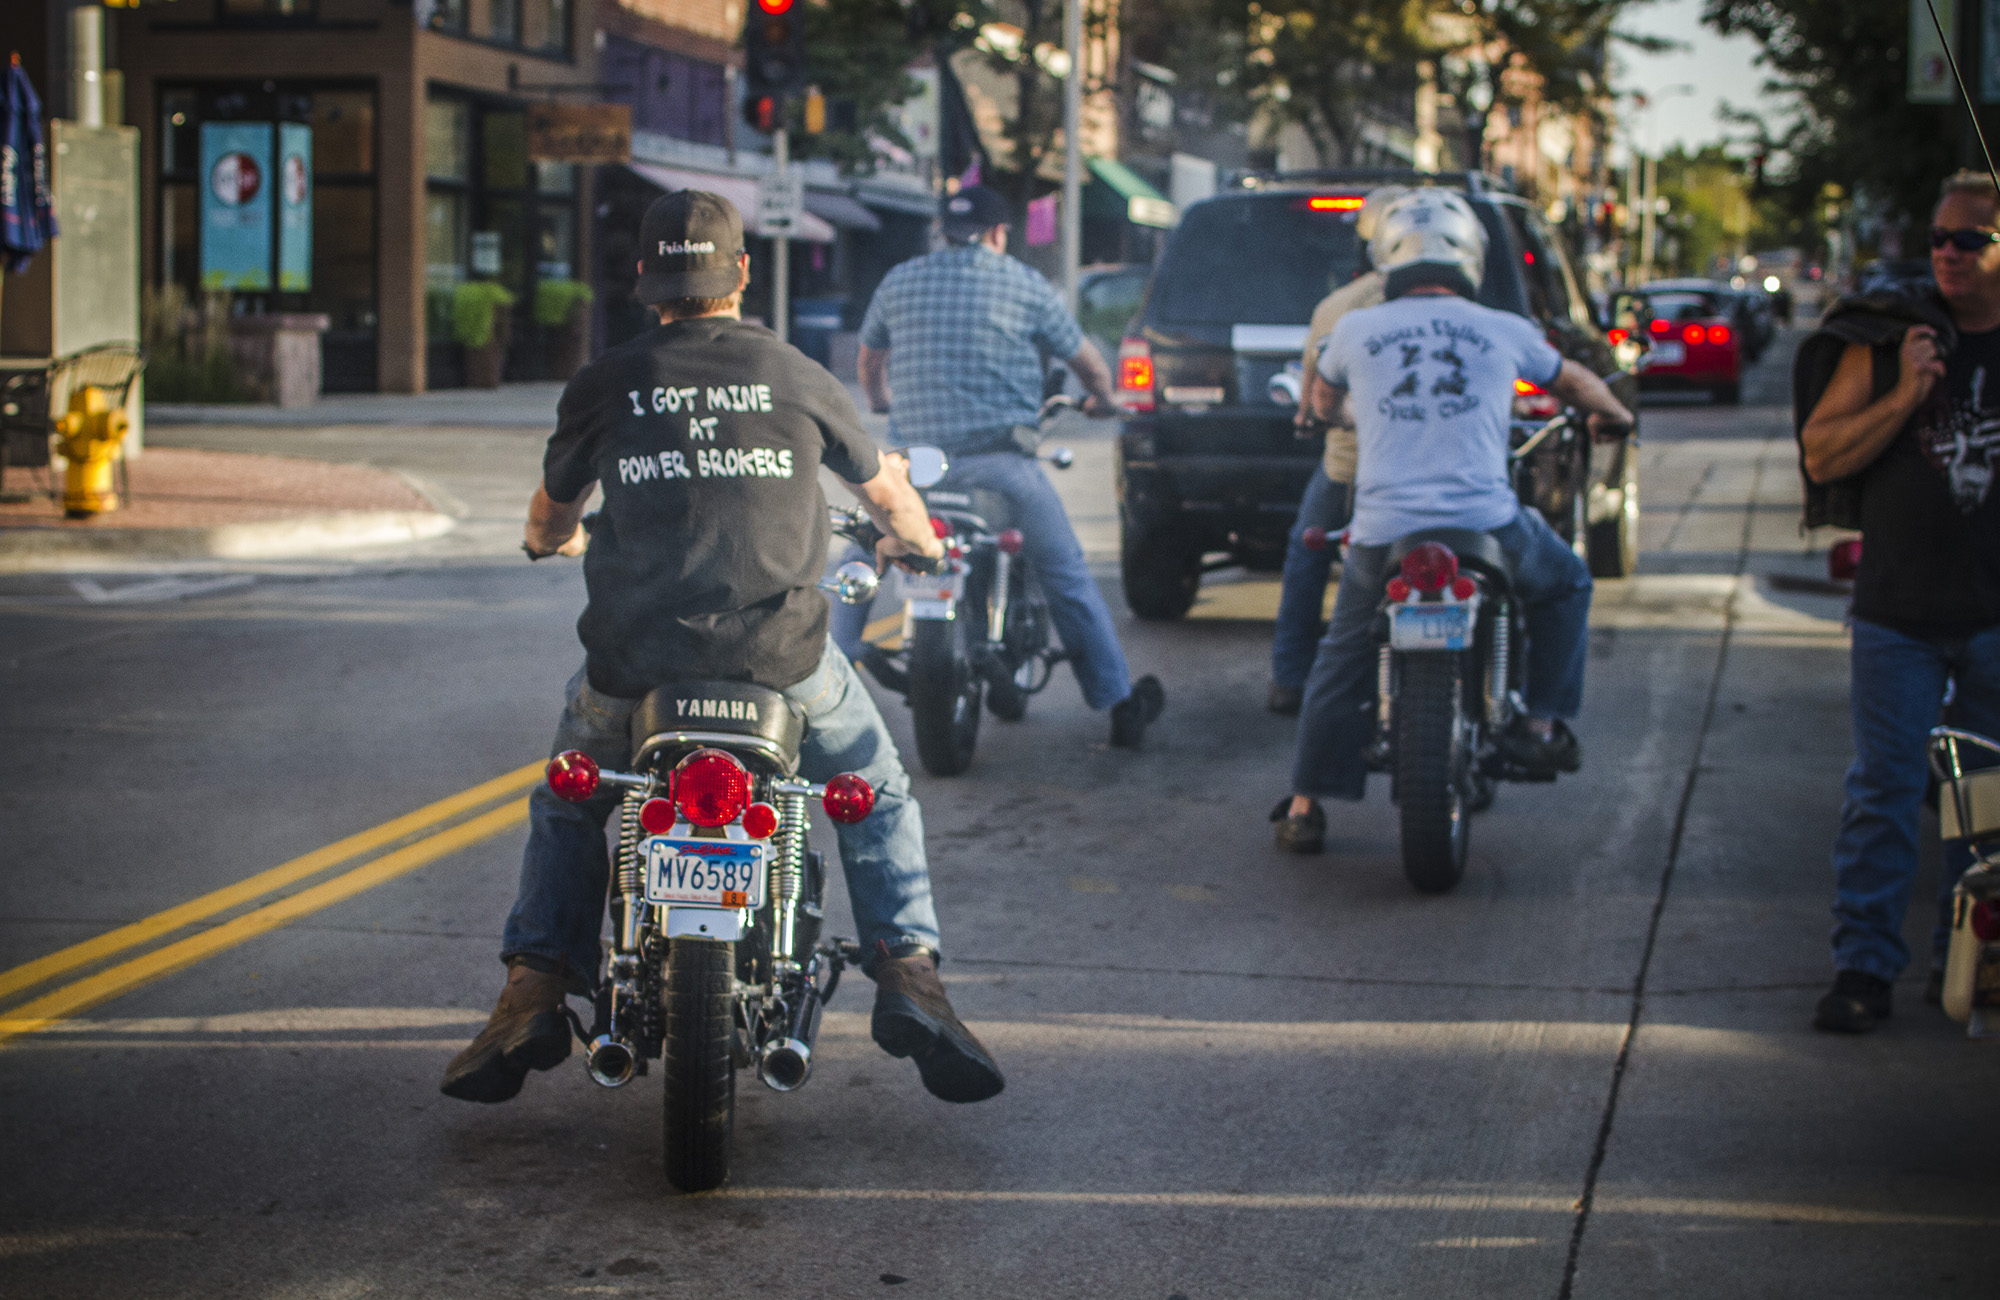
[
  {"xmin": 536, "ymin": 279, "xmax": 595, "ymax": 380},
  {"xmin": 452, "ymin": 281, "xmax": 515, "ymax": 388}
]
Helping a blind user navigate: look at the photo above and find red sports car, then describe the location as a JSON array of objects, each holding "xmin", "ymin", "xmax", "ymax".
[{"xmin": 1618, "ymin": 282, "xmax": 1743, "ymax": 405}]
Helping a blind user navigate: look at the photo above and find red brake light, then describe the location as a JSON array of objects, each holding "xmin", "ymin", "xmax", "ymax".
[
  {"xmin": 1117, "ymin": 338, "xmax": 1155, "ymax": 412},
  {"xmin": 756, "ymin": 0, "xmax": 792, "ymax": 12},
  {"xmin": 1523, "ymin": 250, "xmax": 1536, "ymax": 264},
  {"xmin": 997, "ymin": 528, "xmax": 1024, "ymax": 554},
  {"xmin": 1514, "ymin": 379, "xmax": 1544, "ymax": 395},
  {"xmin": 1649, "ymin": 318, "xmax": 1670, "ymax": 335},
  {"xmin": 1385, "ymin": 577, "xmax": 1412, "ymax": 602},
  {"xmin": 639, "ymin": 796, "xmax": 676, "ymax": 834},
  {"xmin": 546, "ymin": 751, "xmax": 600, "ymax": 803},
  {"xmin": 1301, "ymin": 526, "xmax": 1328, "ymax": 552},
  {"xmin": 1450, "ymin": 576, "xmax": 1477, "ymax": 600},
  {"xmin": 1707, "ymin": 325, "xmax": 1731, "ymax": 345},
  {"xmin": 1608, "ymin": 327, "xmax": 1629, "ymax": 345},
  {"xmin": 742, "ymin": 802, "xmax": 779, "ymax": 839},
  {"xmin": 930, "ymin": 515, "xmax": 952, "ymax": 538},
  {"xmin": 673, "ymin": 749, "xmax": 751, "ymax": 827},
  {"xmin": 1297, "ymin": 195, "xmax": 1365, "ymax": 211},
  {"xmin": 1400, "ymin": 542, "xmax": 1458, "ymax": 593},
  {"xmin": 1682, "ymin": 324, "xmax": 1704, "ymax": 345},
  {"xmin": 1974, "ymin": 900, "xmax": 2000, "ymax": 942},
  {"xmin": 823, "ymin": 772, "xmax": 875, "ymax": 823},
  {"xmin": 1828, "ymin": 538, "xmax": 1862, "ymax": 581}
]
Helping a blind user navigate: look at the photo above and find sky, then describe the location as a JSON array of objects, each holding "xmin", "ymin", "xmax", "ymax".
[{"xmin": 1609, "ymin": 0, "xmax": 1788, "ymax": 158}]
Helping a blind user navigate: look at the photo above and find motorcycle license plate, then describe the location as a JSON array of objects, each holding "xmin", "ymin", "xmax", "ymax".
[
  {"xmin": 899, "ymin": 569, "xmax": 965, "ymax": 603},
  {"xmin": 1389, "ymin": 602, "xmax": 1473, "ymax": 651},
  {"xmin": 643, "ymin": 838, "xmax": 766, "ymax": 908},
  {"xmin": 1641, "ymin": 341, "xmax": 1684, "ymax": 368}
]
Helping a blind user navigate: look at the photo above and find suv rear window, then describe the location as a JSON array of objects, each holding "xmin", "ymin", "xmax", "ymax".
[{"xmin": 1149, "ymin": 198, "xmax": 1364, "ymax": 325}]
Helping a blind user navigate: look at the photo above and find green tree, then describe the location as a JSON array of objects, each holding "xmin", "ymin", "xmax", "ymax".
[
  {"xmin": 791, "ymin": 0, "xmax": 980, "ymax": 172},
  {"xmin": 1655, "ymin": 142, "xmax": 1758, "ymax": 276}
]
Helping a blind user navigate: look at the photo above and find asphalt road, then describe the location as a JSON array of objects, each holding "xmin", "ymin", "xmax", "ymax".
[{"xmin": 3, "ymin": 334, "xmax": 1994, "ymax": 1298}]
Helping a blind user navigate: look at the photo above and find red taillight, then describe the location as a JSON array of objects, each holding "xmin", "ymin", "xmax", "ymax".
[
  {"xmin": 742, "ymin": 802, "xmax": 779, "ymax": 839},
  {"xmin": 1608, "ymin": 327, "xmax": 1629, "ymax": 345},
  {"xmin": 1514, "ymin": 379, "xmax": 1543, "ymax": 395},
  {"xmin": 639, "ymin": 796, "xmax": 676, "ymax": 834},
  {"xmin": 673, "ymin": 748, "xmax": 752, "ymax": 827},
  {"xmin": 1513, "ymin": 377, "xmax": 1559, "ymax": 418},
  {"xmin": 1828, "ymin": 538, "xmax": 1862, "ymax": 581},
  {"xmin": 546, "ymin": 751, "xmax": 600, "ymax": 803},
  {"xmin": 823, "ymin": 772, "xmax": 875, "ymax": 823},
  {"xmin": 1400, "ymin": 542, "xmax": 1458, "ymax": 593},
  {"xmin": 1295, "ymin": 195, "xmax": 1365, "ymax": 211},
  {"xmin": 1117, "ymin": 338, "xmax": 1155, "ymax": 412},
  {"xmin": 1450, "ymin": 576, "xmax": 1477, "ymax": 600},
  {"xmin": 1649, "ymin": 318, "xmax": 1670, "ymax": 335},
  {"xmin": 1707, "ymin": 325, "xmax": 1731, "ymax": 345},
  {"xmin": 1301, "ymin": 526, "xmax": 1328, "ymax": 552},
  {"xmin": 1974, "ymin": 900, "xmax": 2000, "ymax": 942},
  {"xmin": 997, "ymin": 528, "xmax": 1024, "ymax": 554},
  {"xmin": 1681, "ymin": 323, "xmax": 1704, "ymax": 345},
  {"xmin": 1385, "ymin": 576, "xmax": 1412, "ymax": 602},
  {"xmin": 930, "ymin": 515, "xmax": 952, "ymax": 538}
]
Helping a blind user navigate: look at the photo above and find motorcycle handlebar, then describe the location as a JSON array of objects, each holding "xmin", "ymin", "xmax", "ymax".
[{"xmin": 829, "ymin": 506, "xmax": 944, "ymax": 575}]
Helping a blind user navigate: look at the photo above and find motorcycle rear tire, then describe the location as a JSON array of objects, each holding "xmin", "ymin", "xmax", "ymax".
[
  {"xmin": 663, "ymin": 937, "xmax": 735, "ymax": 1193},
  {"xmin": 909, "ymin": 616, "xmax": 982, "ymax": 776},
  {"xmin": 1396, "ymin": 655, "xmax": 1470, "ymax": 894}
]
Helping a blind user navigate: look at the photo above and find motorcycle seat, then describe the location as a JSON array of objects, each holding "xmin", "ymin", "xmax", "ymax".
[
  {"xmin": 922, "ymin": 484, "xmax": 1018, "ymax": 533},
  {"xmin": 630, "ymin": 679, "xmax": 806, "ymax": 774},
  {"xmin": 1389, "ymin": 527, "xmax": 1513, "ymax": 591}
]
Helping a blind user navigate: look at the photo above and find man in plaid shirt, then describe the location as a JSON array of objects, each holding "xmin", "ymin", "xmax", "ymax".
[{"xmin": 849, "ymin": 185, "xmax": 1166, "ymax": 748}]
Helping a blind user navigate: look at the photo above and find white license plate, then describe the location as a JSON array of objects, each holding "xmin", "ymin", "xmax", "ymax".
[
  {"xmin": 900, "ymin": 569, "xmax": 964, "ymax": 603},
  {"xmin": 1390, "ymin": 602, "xmax": 1473, "ymax": 651},
  {"xmin": 644, "ymin": 837, "xmax": 766, "ymax": 908},
  {"xmin": 1642, "ymin": 341, "xmax": 1684, "ymax": 367}
]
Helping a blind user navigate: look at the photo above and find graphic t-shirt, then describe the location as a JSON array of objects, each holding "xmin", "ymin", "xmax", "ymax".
[
  {"xmin": 1317, "ymin": 295, "xmax": 1563, "ymax": 546},
  {"xmin": 1852, "ymin": 326, "xmax": 2000, "ymax": 637},
  {"xmin": 544, "ymin": 317, "xmax": 882, "ymax": 696}
]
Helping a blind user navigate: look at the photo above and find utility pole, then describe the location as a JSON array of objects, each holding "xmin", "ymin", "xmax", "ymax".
[
  {"xmin": 773, "ymin": 126, "xmax": 789, "ymax": 343},
  {"xmin": 1060, "ymin": 0, "xmax": 1082, "ymax": 310},
  {"xmin": 1640, "ymin": 153, "xmax": 1658, "ymax": 284}
]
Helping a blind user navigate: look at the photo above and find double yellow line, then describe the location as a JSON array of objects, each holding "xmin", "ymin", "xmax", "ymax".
[{"xmin": 0, "ymin": 762, "xmax": 545, "ymax": 1047}]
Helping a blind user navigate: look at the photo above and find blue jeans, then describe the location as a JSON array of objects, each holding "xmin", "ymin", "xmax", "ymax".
[
  {"xmin": 831, "ymin": 452, "xmax": 1133, "ymax": 711},
  {"xmin": 501, "ymin": 637, "xmax": 942, "ymax": 981},
  {"xmin": 1272, "ymin": 467, "xmax": 1354, "ymax": 690},
  {"xmin": 1289, "ymin": 506, "xmax": 1592, "ymax": 800},
  {"xmin": 1829, "ymin": 617, "xmax": 2000, "ymax": 979}
]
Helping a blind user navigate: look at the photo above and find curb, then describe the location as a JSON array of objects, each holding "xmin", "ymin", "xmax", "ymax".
[{"xmin": 0, "ymin": 510, "xmax": 456, "ymax": 572}]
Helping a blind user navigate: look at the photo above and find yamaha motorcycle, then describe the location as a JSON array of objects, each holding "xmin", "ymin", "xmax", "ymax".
[{"xmin": 541, "ymin": 531, "xmax": 891, "ymax": 1193}]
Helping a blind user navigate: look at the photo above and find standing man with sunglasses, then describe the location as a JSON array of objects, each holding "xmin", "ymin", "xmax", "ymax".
[{"xmin": 1800, "ymin": 170, "xmax": 2000, "ymax": 1032}]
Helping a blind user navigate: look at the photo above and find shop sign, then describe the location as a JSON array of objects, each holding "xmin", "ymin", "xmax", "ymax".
[
  {"xmin": 200, "ymin": 122, "xmax": 273, "ymax": 290},
  {"xmin": 526, "ymin": 103, "xmax": 631, "ymax": 165},
  {"xmin": 277, "ymin": 122, "xmax": 313, "ymax": 292}
]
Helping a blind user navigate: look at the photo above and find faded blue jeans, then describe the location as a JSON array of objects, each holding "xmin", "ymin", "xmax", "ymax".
[
  {"xmin": 1829, "ymin": 617, "xmax": 2000, "ymax": 980},
  {"xmin": 831, "ymin": 451, "xmax": 1134, "ymax": 710},
  {"xmin": 1289, "ymin": 506, "xmax": 1592, "ymax": 800},
  {"xmin": 501, "ymin": 636, "xmax": 941, "ymax": 982},
  {"xmin": 1272, "ymin": 467, "xmax": 1353, "ymax": 690}
]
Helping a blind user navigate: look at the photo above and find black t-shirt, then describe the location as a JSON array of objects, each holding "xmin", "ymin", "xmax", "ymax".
[
  {"xmin": 544, "ymin": 317, "xmax": 881, "ymax": 696},
  {"xmin": 1853, "ymin": 326, "xmax": 2000, "ymax": 637}
]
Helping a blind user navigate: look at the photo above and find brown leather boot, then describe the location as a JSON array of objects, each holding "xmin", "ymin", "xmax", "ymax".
[
  {"xmin": 870, "ymin": 948, "xmax": 1004, "ymax": 1103},
  {"xmin": 440, "ymin": 958, "xmax": 575, "ymax": 1103}
]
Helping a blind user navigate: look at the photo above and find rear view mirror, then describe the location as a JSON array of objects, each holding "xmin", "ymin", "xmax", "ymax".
[
  {"xmin": 821, "ymin": 560, "xmax": 881, "ymax": 605},
  {"xmin": 904, "ymin": 446, "xmax": 948, "ymax": 488}
]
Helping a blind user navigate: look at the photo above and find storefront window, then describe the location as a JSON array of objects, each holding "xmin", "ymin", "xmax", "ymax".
[
  {"xmin": 538, "ymin": 203, "xmax": 575, "ymax": 280},
  {"xmin": 419, "ymin": 0, "xmax": 467, "ymax": 32},
  {"xmin": 491, "ymin": 0, "xmax": 521, "ymax": 46},
  {"xmin": 483, "ymin": 111, "xmax": 528, "ymax": 189},
  {"xmin": 537, "ymin": 162, "xmax": 575, "ymax": 196},
  {"xmin": 524, "ymin": 0, "xmax": 570, "ymax": 55},
  {"xmin": 426, "ymin": 98, "xmax": 470, "ymax": 182},
  {"xmin": 312, "ymin": 91, "xmax": 374, "ymax": 175}
]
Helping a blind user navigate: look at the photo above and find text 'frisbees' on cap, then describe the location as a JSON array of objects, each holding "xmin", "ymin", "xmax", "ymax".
[
  {"xmin": 940, "ymin": 184, "xmax": 1009, "ymax": 235},
  {"xmin": 635, "ymin": 190, "xmax": 745, "ymax": 304}
]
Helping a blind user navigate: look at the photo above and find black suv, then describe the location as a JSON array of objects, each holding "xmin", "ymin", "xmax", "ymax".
[{"xmin": 1112, "ymin": 169, "xmax": 1640, "ymax": 620}]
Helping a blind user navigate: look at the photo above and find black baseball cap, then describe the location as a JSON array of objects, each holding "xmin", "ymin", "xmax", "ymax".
[
  {"xmin": 940, "ymin": 184, "xmax": 1009, "ymax": 237},
  {"xmin": 634, "ymin": 190, "xmax": 745, "ymax": 304}
]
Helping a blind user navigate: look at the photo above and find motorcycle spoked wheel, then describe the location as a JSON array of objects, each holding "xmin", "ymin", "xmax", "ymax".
[
  {"xmin": 908, "ymin": 615, "xmax": 983, "ymax": 775},
  {"xmin": 662, "ymin": 937, "xmax": 736, "ymax": 1192},
  {"xmin": 1395, "ymin": 655, "xmax": 1472, "ymax": 894}
]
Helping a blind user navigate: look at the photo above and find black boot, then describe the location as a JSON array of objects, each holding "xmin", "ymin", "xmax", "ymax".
[
  {"xmin": 1110, "ymin": 675, "xmax": 1166, "ymax": 748},
  {"xmin": 1812, "ymin": 969, "xmax": 1893, "ymax": 1034},
  {"xmin": 1270, "ymin": 797, "xmax": 1325, "ymax": 854}
]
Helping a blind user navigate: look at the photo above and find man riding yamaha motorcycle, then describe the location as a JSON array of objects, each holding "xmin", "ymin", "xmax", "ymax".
[
  {"xmin": 1271, "ymin": 188, "xmax": 1633, "ymax": 855},
  {"xmin": 440, "ymin": 190, "xmax": 1003, "ymax": 1114}
]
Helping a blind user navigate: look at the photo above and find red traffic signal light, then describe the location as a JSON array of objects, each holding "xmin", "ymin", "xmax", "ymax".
[
  {"xmin": 746, "ymin": 94, "xmax": 778, "ymax": 133},
  {"xmin": 757, "ymin": 0, "xmax": 793, "ymax": 11}
]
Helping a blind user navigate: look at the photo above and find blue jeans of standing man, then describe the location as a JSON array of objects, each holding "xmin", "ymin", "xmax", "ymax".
[
  {"xmin": 1829, "ymin": 617, "xmax": 2000, "ymax": 980},
  {"xmin": 1272, "ymin": 467, "xmax": 1354, "ymax": 690},
  {"xmin": 831, "ymin": 451, "xmax": 1134, "ymax": 711},
  {"xmin": 501, "ymin": 636, "xmax": 942, "ymax": 981},
  {"xmin": 1289, "ymin": 506, "xmax": 1593, "ymax": 800}
]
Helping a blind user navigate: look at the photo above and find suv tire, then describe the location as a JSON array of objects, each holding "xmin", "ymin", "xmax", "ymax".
[{"xmin": 1121, "ymin": 516, "xmax": 1202, "ymax": 621}]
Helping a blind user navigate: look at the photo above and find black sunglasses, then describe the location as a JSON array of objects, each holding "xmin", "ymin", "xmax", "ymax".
[{"xmin": 1930, "ymin": 226, "xmax": 2000, "ymax": 251}]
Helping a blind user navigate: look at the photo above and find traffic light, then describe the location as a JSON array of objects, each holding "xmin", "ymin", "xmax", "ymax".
[{"xmin": 743, "ymin": 0, "xmax": 807, "ymax": 120}]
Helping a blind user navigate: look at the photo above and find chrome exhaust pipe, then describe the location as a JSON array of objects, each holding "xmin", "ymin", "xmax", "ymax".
[
  {"xmin": 586, "ymin": 1035, "xmax": 637, "ymax": 1088},
  {"xmin": 756, "ymin": 960, "xmax": 826, "ymax": 1092}
]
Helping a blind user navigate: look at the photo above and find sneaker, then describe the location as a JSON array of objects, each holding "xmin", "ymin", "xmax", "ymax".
[
  {"xmin": 1110, "ymin": 675, "xmax": 1166, "ymax": 748},
  {"xmin": 1269, "ymin": 796, "xmax": 1325, "ymax": 854},
  {"xmin": 870, "ymin": 946, "xmax": 1005, "ymax": 1103},
  {"xmin": 1812, "ymin": 969, "xmax": 1893, "ymax": 1034},
  {"xmin": 1268, "ymin": 683, "xmax": 1303, "ymax": 715},
  {"xmin": 1495, "ymin": 716, "xmax": 1582, "ymax": 774},
  {"xmin": 440, "ymin": 957, "xmax": 576, "ymax": 1103}
]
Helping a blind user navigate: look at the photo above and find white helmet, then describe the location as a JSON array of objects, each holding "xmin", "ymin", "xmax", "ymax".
[{"xmin": 1368, "ymin": 188, "xmax": 1487, "ymax": 298}]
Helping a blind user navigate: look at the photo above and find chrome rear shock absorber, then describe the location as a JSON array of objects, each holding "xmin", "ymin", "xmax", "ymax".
[
  {"xmin": 1376, "ymin": 644, "xmax": 1395, "ymax": 737},
  {"xmin": 767, "ymin": 791, "xmax": 809, "ymax": 970},
  {"xmin": 1486, "ymin": 601, "xmax": 1514, "ymax": 728},
  {"xmin": 988, "ymin": 548, "xmax": 1012, "ymax": 649},
  {"xmin": 591, "ymin": 788, "xmax": 648, "ymax": 1087}
]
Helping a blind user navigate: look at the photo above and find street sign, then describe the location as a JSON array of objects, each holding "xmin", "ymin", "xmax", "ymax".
[
  {"xmin": 757, "ymin": 171, "xmax": 804, "ymax": 236},
  {"xmin": 526, "ymin": 103, "xmax": 631, "ymax": 165},
  {"xmin": 1910, "ymin": 0, "xmax": 1958, "ymax": 105}
]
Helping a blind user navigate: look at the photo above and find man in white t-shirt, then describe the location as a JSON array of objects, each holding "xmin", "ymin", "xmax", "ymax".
[{"xmin": 1272, "ymin": 189, "xmax": 1632, "ymax": 853}]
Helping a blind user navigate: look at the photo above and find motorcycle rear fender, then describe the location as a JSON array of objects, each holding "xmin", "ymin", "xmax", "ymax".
[{"xmin": 1387, "ymin": 527, "xmax": 1513, "ymax": 593}]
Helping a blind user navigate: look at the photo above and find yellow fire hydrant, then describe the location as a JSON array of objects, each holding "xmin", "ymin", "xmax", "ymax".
[{"xmin": 54, "ymin": 385, "xmax": 128, "ymax": 518}]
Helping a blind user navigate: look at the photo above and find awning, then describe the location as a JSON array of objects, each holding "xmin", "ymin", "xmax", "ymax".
[
  {"xmin": 1085, "ymin": 157, "xmax": 1177, "ymax": 229},
  {"xmin": 624, "ymin": 163, "xmax": 837, "ymax": 243},
  {"xmin": 805, "ymin": 191, "xmax": 882, "ymax": 232}
]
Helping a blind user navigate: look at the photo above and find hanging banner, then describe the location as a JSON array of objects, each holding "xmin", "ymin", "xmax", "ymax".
[
  {"xmin": 200, "ymin": 121, "xmax": 273, "ymax": 290},
  {"xmin": 277, "ymin": 121, "xmax": 312, "ymax": 291},
  {"xmin": 1910, "ymin": 0, "xmax": 1958, "ymax": 105}
]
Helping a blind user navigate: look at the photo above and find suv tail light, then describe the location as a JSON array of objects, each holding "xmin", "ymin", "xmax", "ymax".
[
  {"xmin": 1117, "ymin": 337, "xmax": 1155, "ymax": 412},
  {"xmin": 1513, "ymin": 378, "xmax": 1560, "ymax": 419},
  {"xmin": 1400, "ymin": 542, "xmax": 1458, "ymax": 593},
  {"xmin": 674, "ymin": 748, "xmax": 752, "ymax": 827}
]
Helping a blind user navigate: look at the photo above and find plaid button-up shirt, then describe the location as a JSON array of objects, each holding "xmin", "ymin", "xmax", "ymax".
[{"xmin": 859, "ymin": 243, "xmax": 1085, "ymax": 452}]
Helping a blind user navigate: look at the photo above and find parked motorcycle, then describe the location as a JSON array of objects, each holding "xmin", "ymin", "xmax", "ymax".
[
  {"xmin": 540, "ymin": 538, "xmax": 890, "ymax": 1193},
  {"xmin": 857, "ymin": 398, "xmax": 1077, "ymax": 776}
]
